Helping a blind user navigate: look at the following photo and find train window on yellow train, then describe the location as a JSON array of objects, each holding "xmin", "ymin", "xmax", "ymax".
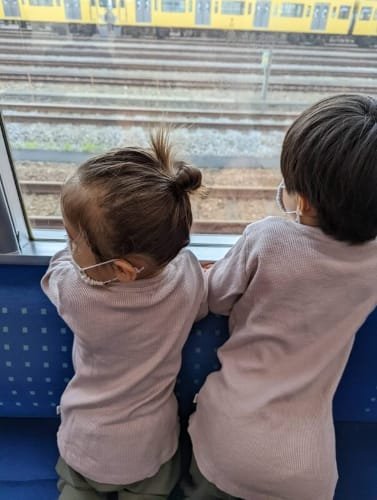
[
  {"xmin": 248, "ymin": 2, "xmax": 252, "ymax": 13},
  {"xmin": 359, "ymin": 6, "xmax": 372, "ymax": 20},
  {"xmin": 120, "ymin": 0, "xmax": 125, "ymax": 6},
  {"xmin": 305, "ymin": 5, "xmax": 311, "ymax": 15},
  {"xmin": 338, "ymin": 5, "xmax": 350, "ymax": 19},
  {"xmin": 281, "ymin": 2, "xmax": 304, "ymax": 17},
  {"xmin": 162, "ymin": 0, "xmax": 185, "ymax": 11},
  {"xmin": 29, "ymin": 0, "xmax": 53, "ymax": 5},
  {"xmin": 214, "ymin": 1, "xmax": 219, "ymax": 12},
  {"xmin": 221, "ymin": 0, "xmax": 245, "ymax": 15},
  {"xmin": 188, "ymin": 0, "xmax": 192, "ymax": 10},
  {"xmin": 374, "ymin": 8, "xmax": 377, "ymax": 20}
]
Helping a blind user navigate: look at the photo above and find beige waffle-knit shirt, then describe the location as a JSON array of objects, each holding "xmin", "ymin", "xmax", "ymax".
[
  {"xmin": 189, "ymin": 216, "xmax": 377, "ymax": 500},
  {"xmin": 42, "ymin": 247, "xmax": 207, "ymax": 484}
]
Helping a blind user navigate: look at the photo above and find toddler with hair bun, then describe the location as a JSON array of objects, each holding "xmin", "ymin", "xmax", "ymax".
[{"xmin": 41, "ymin": 129, "xmax": 207, "ymax": 500}]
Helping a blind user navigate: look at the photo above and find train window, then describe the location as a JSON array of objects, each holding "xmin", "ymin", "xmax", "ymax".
[
  {"xmin": 56, "ymin": 0, "xmax": 60, "ymax": 6},
  {"xmin": 374, "ymin": 8, "xmax": 377, "ymax": 20},
  {"xmin": 99, "ymin": 0, "xmax": 116, "ymax": 7},
  {"xmin": 161, "ymin": 0, "xmax": 185, "ymax": 11},
  {"xmin": 281, "ymin": 2, "xmax": 304, "ymax": 17},
  {"xmin": 359, "ymin": 6, "xmax": 372, "ymax": 20},
  {"xmin": 0, "ymin": 0, "xmax": 376, "ymax": 250},
  {"xmin": 221, "ymin": 1, "xmax": 245, "ymax": 15},
  {"xmin": 29, "ymin": 0, "xmax": 53, "ymax": 5},
  {"xmin": 338, "ymin": 5, "xmax": 350, "ymax": 18},
  {"xmin": 332, "ymin": 6, "xmax": 336, "ymax": 16}
]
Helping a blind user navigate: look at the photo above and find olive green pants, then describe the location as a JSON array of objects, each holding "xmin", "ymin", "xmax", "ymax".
[
  {"xmin": 182, "ymin": 455, "xmax": 240, "ymax": 500},
  {"xmin": 56, "ymin": 449, "xmax": 180, "ymax": 500}
]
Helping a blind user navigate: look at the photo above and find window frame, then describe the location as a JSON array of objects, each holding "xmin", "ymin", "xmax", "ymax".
[{"xmin": 0, "ymin": 116, "xmax": 238, "ymax": 265}]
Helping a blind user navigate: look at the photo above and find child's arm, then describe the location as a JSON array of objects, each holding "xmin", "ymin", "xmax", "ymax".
[
  {"xmin": 40, "ymin": 247, "xmax": 72, "ymax": 310},
  {"xmin": 208, "ymin": 232, "xmax": 253, "ymax": 316}
]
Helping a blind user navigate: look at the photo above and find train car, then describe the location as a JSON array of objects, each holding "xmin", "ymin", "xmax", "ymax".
[
  {"xmin": 0, "ymin": 0, "xmax": 376, "ymax": 45},
  {"xmin": 352, "ymin": 0, "xmax": 377, "ymax": 45}
]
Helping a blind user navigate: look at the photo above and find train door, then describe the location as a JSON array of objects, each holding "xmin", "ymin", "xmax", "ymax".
[
  {"xmin": 311, "ymin": 3, "xmax": 329, "ymax": 29},
  {"xmin": 64, "ymin": 0, "xmax": 82, "ymax": 20},
  {"xmin": 195, "ymin": 0, "xmax": 211, "ymax": 25},
  {"xmin": 2, "ymin": 0, "xmax": 20, "ymax": 17},
  {"xmin": 135, "ymin": 0, "xmax": 151, "ymax": 22},
  {"xmin": 253, "ymin": 1, "xmax": 270, "ymax": 27}
]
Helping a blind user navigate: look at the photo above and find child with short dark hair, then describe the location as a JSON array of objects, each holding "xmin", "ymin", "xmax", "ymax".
[
  {"xmin": 41, "ymin": 130, "xmax": 207, "ymax": 499},
  {"xmin": 187, "ymin": 95, "xmax": 377, "ymax": 500}
]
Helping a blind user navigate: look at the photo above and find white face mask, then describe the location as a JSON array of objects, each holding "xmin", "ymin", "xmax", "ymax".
[
  {"xmin": 276, "ymin": 181, "xmax": 300, "ymax": 222},
  {"xmin": 72, "ymin": 258, "xmax": 119, "ymax": 286},
  {"xmin": 71, "ymin": 258, "xmax": 144, "ymax": 287}
]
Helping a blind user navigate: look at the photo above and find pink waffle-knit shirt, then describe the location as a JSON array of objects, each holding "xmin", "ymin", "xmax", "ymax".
[
  {"xmin": 42, "ymin": 247, "xmax": 207, "ymax": 484},
  {"xmin": 189, "ymin": 216, "xmax": 377, "ymax": 500}
]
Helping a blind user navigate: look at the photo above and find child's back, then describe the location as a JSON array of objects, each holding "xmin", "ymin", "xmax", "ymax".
[
  {"xmin": 43, "ymin": 246, "xmax": 205, "ymax": 485},
  {"xmin": 190, "ymin": 217, "xmax": 376, "ymax": 500},
  {"xmin": 41, "ymin": 130, "xmax": 207, "ymax": 498},
  {"xmin": 187, "ymin": 95, "xmax": 377, "ymax": 500}
]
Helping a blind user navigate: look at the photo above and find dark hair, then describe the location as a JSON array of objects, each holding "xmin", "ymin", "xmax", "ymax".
[
  {"xmin": 281, "ymin": 94, "xmax": 377, "ymax": 243},
  {"xmin": 61, "ymin": 129, "xmax": 202, "ymax": 266}
]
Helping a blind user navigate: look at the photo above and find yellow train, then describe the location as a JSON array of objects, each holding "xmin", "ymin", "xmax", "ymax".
[{"xmin": 0, "ymin": 0, "xmax": 376, "ymax": 46}]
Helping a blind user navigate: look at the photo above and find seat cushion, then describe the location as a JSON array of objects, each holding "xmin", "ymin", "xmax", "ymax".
[
  {"xmin": 334, "ymin": 422, "xmax": 377, "ymax": 500},
  {"xmin": 0, "ymin": 417, "xmax": 59, "ymax": 500}
]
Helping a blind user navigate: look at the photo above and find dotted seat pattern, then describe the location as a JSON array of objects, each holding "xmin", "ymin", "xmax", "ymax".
[{"xmin": 0, "ymin": 264, "xmax": 376, "ymax": 422}]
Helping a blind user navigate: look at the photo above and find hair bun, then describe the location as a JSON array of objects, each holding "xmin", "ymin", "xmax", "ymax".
[{"xmin": 174, "ymin": 163, "xmax": 202, "ymax": 194}]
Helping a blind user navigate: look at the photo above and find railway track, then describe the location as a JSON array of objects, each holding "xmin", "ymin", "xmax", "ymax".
[
  {"xmin": 0, "ymin": 41, "xmax": 376, "ymax": 66},
  {"xmin": 2, "ymin": 103, "xmax": 294, "ymax": 130},
  {"xmin": 22, "ymin": 180, "xmax": 275, "ymax": 234},
  {"xmin": 28, "ymin": 215, "xmax": 253, "ymax": 234},
  {"xmin": 2, "ymin": 55, "xmax": 377, "ymax": 79},
  {"xmin": 0, "ymin": 70, "xmax": 375, "ymax": 94},
  {"xmin": 0, "ymin": 29, "xmax": 366, "ymax": 51},
  {"xmin": 21, "ymin": 180, "xmax": 275, "ymax": 199}
]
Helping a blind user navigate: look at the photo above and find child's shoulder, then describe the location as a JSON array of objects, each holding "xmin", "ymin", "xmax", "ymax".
[{"xmin": 244, "ymin": 216, "xmax": 291, "ymax": 241}]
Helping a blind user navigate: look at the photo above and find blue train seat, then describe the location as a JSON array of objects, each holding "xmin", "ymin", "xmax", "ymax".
[{"xmin": 0, "ymin": 264, "xmax": 376, "ymax": 499}]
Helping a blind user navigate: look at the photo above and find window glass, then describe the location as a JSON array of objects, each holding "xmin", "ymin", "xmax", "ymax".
[
  {"xmin": 221, "ymin": 1, "xmax": 245, "ymax": 15},
  {"xmin": 338, "ymin": 5, "xmax": 350, "ymax": 19},
  {"xmin": 29, "ymin": 0, "xmax": 53, "ymax": 5},
  {"xmin": 281, "ymin": 3, "xmax": 304, "ymax": 17},
  {"xmin": 359, "ymin": 6, "xmax": 372, "ymax": 19},
  {"xmin": 0, "ymin": 0, "xmax": 375, "ymax": 240},
  {"xmin": 162, "ymin": 0, "xmax": 185, "ymax": 11}
]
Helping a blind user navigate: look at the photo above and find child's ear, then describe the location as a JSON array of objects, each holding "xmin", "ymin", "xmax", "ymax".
[
  {"xmin": 113, "ymin": 260, "xmax": 138, "ymax": 282},
  {"xmin": 297, "ymin": 195, "xmax": 317, "ymax": 217}
]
